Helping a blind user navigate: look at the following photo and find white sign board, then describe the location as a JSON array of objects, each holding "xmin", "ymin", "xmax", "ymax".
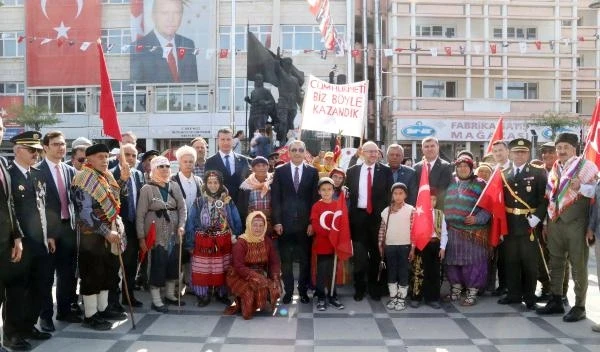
[{"xmin": 301, "ymin": 75, "xmax": 368, "ymax": 137}]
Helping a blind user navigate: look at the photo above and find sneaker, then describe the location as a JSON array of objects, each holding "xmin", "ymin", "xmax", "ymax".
[
  {"xmin": 386, "ymin": 297, "xmax": 398, "ymax": 310},
  {"xmin": 394, "ymin": 299, "xmax": 407, "ymax": 311},
  {"xmin": 316, "ymin": 300, "xmax": 327, "ymax": 311},
  {"xmin": 328, "ymin": 297, "xmax": 345, "ymax": 310}
]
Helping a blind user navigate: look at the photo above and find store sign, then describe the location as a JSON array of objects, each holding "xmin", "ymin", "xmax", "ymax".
[{"xmin": 396, "ymin": 118, "xmax": 576, "ymax": 142}]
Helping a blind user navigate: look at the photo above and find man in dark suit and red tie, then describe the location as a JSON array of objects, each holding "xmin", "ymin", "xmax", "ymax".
[
  {"xmin": 205, "ymin": 127, "xmax": 250, "ymax": 202},
  {"xmin": 271, "ymin": 140, "xmax": 319, "ymax": 304},
  {"xmin": 37, "ymin": 131, "xmax": 80, "ymax": 331},
  {"xmin": 346, "ymin": 141, "xmax": 394, "ymax": 301},
  {"xmin": 130, "ymin": 0, "xmax": 198, "ymax": 83}
]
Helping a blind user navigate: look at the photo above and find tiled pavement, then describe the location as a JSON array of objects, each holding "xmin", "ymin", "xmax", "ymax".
[{"xmin": 8, "ymin": 250, "xmax": 600, "ymax": 352}]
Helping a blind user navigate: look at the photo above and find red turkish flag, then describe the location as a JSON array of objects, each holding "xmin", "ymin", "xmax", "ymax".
[
  {"xmin": 26, "ymin": 0, "xmax": 100, "ymax": 87},
  {"xmin": 584, "ymin": 97, "xmax": 600, "ymax": 169},
  {"xmin": 219, "ymin": 49, "xmax": 229, "ymax": 59},
  {"xmin": 97, "ymin": 42, "xmax": 122, "ymax": 142},
  {"xmin": 178, "ymin": 48, "xmax": 186, "ymax": 59},
  {"xmin": 490, "ymin": 43, "xmax": 497, "ymax": 54},
  {"xmin": 485, "ymin": 116, "xmax": 504, "ymax": 154},
  {"xmin": 351, "ymin": 49, "xmax": 360, "ymax": 57},
  {"xmin": 444, "ymin": 46, "xmax": 452, "ymax": 56},
  {"xmin": 308, "ymin": 0, "xmax": 325, "ymax": 16},
  {"xmin": 329, "ymin": 192, "xmax": 353, "ymax": 261},
  {"xmin": 139, "ymin": 221, "xmax": 156, "ymax": 263},
  {"xmin": 535, "ymin": 40, "xmax": 542, "ymax": 50},
  {"xmin": 475, "ymin": 168, "xmax": 508, "ymax": 247},
  {"xmin": 411, "ymin": 160, "xmax": 434, "ymax": 251}
]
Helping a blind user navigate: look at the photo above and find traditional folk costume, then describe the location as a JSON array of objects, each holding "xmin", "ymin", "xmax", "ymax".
[
  {"xmin": 72, "ymin": 144, "xmax": 126, "ymax": 330},
  {"xmin": 378, "ymin": 183, "xmax": 414, "ymax": 311},
  {"xmin": 538, "ymin": 133, "xmax": 598, "ymax": 321},
  {"xmin": 444, "ymin": 157, "xmax": 491, "ymax": 306},
  {"xmin": 185, "ymin": 170, "xmax": 242, "ymax": 306},
  {"xmin": 136, "ymin": 157, "xmax": 187, "ymax": 313},
  {"xmin": 224, "ymin": 211, "xmax": 281, "ymax": 319},
  {"xmin": 237, "ymin": 157, "xmax": 273, "ymax": 237}
]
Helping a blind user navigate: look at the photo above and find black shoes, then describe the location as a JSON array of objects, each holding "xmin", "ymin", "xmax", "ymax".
[
  {"xmin": 328, "ymin": 297, "xmax": 345, "ymax": 310},
  {"xmin": 3, "ymin": 335, "xmax": 32, "ymax": 351},
  {"xmin": 164, "ymin": 297, "xmax": 186, "ymax": 306},
  {"xmin": 536, "ymin": 295, "xmax": 565, "ymax": 315},
  {"xmin": 536, "ymin": 293, "xmax": 551, "ymax": 302},
  {"xmin": 426, "ymin": 301, "xmax": 442, "ymax": 309},
  {"xmin": 39, "ymin": 318, "xmax": 55, "ymax": 332},
  {"xmin": 282, "ymin": 293, "xmax": 293, "ymax": 304},
  {"xmin": 98, "ymin": 309, "xmax": 127, "ymax": 320},
  {"xmin": 497, "ymin": 296, "xmax": 521, "ymax": 305},
  {"xmin": 197, "ymin": 296, "xmax": 211, "ymax": 307},
  {"xmin": 216, "ymin": 295, "xmax": 232, "ymax": 306},
  {"xmin": 299, "ymin": 293, "xmax": 310, "ymax": 304},
  {"xmin": 56, "ymin": 312, "xmax": 83, "ymax": 323},
  {"xmin": 492, "ymin": 287, "xmax": 507, "ymax": 297},
  {"xmin": 82, "ymin": 313, "xmax": 112, "ymax": 331},
  {"xmin": 353, "ymin": 291, "xmax": 365, "ymax": 302},
  {"xmin": 151, "ymin": 303, "xmax": 169, "ymax": 313},
  {"xmin": 123, "ymin": 297, "xmax": 144, "ymax": 308},
  {"xmin": 25, "ymin": 327, "xmax": 51, "ymax": 340},
  {"xmin": 563, "ymin": 306, "xmax": 586, "ymax": 322}
]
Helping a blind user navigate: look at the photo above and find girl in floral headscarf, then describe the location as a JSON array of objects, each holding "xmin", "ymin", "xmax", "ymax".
[{"xmin": 185, "ymin": 170, "xmax": 242, "ymax": 306}]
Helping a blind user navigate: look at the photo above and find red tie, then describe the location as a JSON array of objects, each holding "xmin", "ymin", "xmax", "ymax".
[
  {"xmin": 166, "ymin": 43, "xmax": 180, "ymax": 82},
  {"xmin": 55, "ymin": 164, "xmax": 69, "ymax": 219},
  {"xmin": 366, "ymin": 167, "xmax": 373, "ymax": 214}
]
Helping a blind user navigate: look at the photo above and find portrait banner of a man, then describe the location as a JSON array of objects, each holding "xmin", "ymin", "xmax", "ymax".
[{"xmin": 130, "ymin": 0, "xmax": 214, "ymax": 84}]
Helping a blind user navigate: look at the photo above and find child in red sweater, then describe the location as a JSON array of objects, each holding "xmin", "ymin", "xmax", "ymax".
[{"xmin": 308, "ymin": 177, "xmax": 345, "ymax": 311}]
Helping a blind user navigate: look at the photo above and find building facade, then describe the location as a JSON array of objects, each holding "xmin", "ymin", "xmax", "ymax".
[
  {"xmin": 386, "ymin": 0, "xmax": 598, "ymax": 161},
  {"xmin": 0, "ymin": 0, "xmax": 349, "ymax": 155}
]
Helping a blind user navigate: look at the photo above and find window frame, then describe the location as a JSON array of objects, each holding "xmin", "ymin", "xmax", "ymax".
[
  {"xmin": 0, "ymin": 82, "xmax": 25, "ymax": 95},
  {"xmin": 34, "ymin": 88, "xmax": 88, "ymax": 114},
  {"xmin": 416, "ymin": 80, "xmax": 457, "ymax": 98},
  {"xmin": 494, "ymin": 82, "xmax": 538, "ymax": 100},
  {"xmin": 0, "ymin": 32, "xmax": 25, "ymax": 58},
  {"xmin": 154, "ymin": 85, "xmax": 209, "ymax": 113},
  {"xmin": 219, "ymin": 25, "xmax": 272, "ymax": 52}
]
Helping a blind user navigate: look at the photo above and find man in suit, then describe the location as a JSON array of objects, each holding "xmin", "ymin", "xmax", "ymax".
[
  {"xmin": 37, "ymin": 131, "xmax": 81, "ymax": 331},
  {"xmin": 498, "ymin": 138, "xmax": 548, "ymax": 309},
  {"xmin": 191, "ymin": 137, "xmax": 208, "ymax": 179},
  {"xmin": 65, "ymin": 137, "xmax": 92, "ymax": 171},
  {"xmin": 7, "ymin": 131, "xmax": 52, "ymax": 348},
  {"xmin": 0, "ymin": 117, "xmax": 27, "ymax": 351},
  {"xmin": 130, "ymin": 0, "xmax": 198, "ymax": 83},
  {"xmin": 346, "ymin": 141, "xmax": 394, "ymax": 301},
  {"xmin": 271, "ymin": 140, "xmax": 319, "ymax": 304},
  {"xmin": 205, "ymin": 127, "xmax": 250, "ymax": 202},
  {"xmin": 386, "ymin": 144, "xmax": 417, "ymax": 206},
  {"xmin": 538, "ymin": 133, "xmax": 597, "ymax": 322},
  {"xmin": 414, "ymin": 137, "xmax": 452, "ymax": 210},
  {"xmin": 110, "ymin": 143, "xmax": 145, "ymax": 309}
]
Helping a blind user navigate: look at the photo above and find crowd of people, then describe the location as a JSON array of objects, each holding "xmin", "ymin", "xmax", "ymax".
[{"xmin": 1, "ymin": 114, "xmax": 600, "ymax": 350}]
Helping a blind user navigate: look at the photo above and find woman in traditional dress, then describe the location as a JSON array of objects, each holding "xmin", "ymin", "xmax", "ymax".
[
  {"xmin": 224, "ymin": 211, "xmax": 281, "ymax": 319},
  {"xmin": 186, "ymin": 170, "xmax": 242, "ymax": 306},
  {"xmin": 237, "ymin": 156, "xmax": 273, "ymax": 237},
  {"xmin": 443, "ymin": 156, "xmax": 491, "ymax": 306},
  {"xmin": 136, "ymin": 156, "xmax": 187, "ymax": 313}
]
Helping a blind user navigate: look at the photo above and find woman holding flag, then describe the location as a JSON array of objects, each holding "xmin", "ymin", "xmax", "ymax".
[{"xmin": 443, "ymin": 156, "xmax": 491, "ymax": 306}]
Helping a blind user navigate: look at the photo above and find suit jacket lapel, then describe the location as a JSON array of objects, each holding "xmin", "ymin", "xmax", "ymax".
[{"xmin": 0, "ymin": 161, "xmax": 8, "ymax": 197}]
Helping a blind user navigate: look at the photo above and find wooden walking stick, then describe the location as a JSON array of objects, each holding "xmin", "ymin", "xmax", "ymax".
[
  {"xmin": 113, "ymin": 222, "xmax": 136, "ymax": 329},
  {"xmin": 178, "ymin": 229, "xmax": 183, "ymax": 313},
  {"xmin": 330, "ymin": 254, "xmax": 338, "ymax": 298}
]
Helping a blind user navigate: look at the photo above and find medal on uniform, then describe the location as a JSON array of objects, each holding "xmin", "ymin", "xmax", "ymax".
[
  {"xmin": 529, "ymin": 230, "xmax": 534, "ymax": 242},
  {"xmin": 215, "ymin": 200, "xmax": 224, "ymax": 209},
  {"xmin": 18, "ymin": 185, "xmax": 24, "ymax": 191},
  {"xmin": 526, "ymin": 186, "xmax": 532, "ymax": 192}
]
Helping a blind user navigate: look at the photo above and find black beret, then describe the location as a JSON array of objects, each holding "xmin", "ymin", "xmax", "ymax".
[
  {"xmin": 141, "ymin": 150, "xmax": 160, "ymax": 163},
  {"xmin": 554, "ymin": 133, "xmax": 578, "ymax": 148},
  {"xmin": 85, "ymin": 143, "xmax": 110, "ymax": 156}
]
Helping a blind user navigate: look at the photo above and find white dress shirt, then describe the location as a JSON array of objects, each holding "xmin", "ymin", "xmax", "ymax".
[
  {"xmin": 154, "ymin": 30, "xmax": 178, "ymax": 69},
  {"xmin": 219, "ymin": 151, "xmax": 235, "ymax": 175},
  {"xmin": 357, "ymin": 163, "xmax": 375, "ymax": 209},
  {"xmin": 290, "ymin": 162, "xmax": 304, "ymax": 183},
  {"xmin": 178, "ymin": 171, "xmax": 197, "ymax": 211}
]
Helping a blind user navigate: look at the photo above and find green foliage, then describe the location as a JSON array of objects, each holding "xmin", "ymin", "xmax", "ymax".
[
  {"xmin": 9, "ymin": 105, "xmax": 61, "ymax": 131},
  {"xmin": 528, "ymin": 110, "xmax": 583, "ymax": 141}
]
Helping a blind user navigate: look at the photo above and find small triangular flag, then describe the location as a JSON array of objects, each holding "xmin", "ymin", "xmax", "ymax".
[
  {"xmin": 121, "ymin": 45, "xmax": 129, "ymax": 53},
  {"xmin": 430, "ymin": 47, "xmax": 438, "ymax": 57},
  {"xmin": 535, "ymin": 40, "xmax": 542, "ymax": 50},
  {"xmin": 383, "ymin": 48, "xmax": 393, "ymax": 57},
  {"xmin": 178, "ymin": 47, "xmax": 186, "ymax": 59},
  {"xmin": 205, "ymin": 48, "xmax": 215, "ymax": 59},
  {"xmin": 519, "ymin": 41, "xmax": 527, "ymax": 54},
  {"xmin": 219, "ymin": 48, "xmax": 229, "ymax": 58},
  {"xmin": 41, "ymin": 38, "xmax": 52, "ymax": 45},
  {"xmin": 444, "ymin": 46, "xmax": 452, "ymax": 56},
  {"xmin": 136, "ymin": 44, "xmax": 143, "ymax": 52},
  {"xmin": 79, "ymin": 41, "xmax": 90, "ymax": 51}
]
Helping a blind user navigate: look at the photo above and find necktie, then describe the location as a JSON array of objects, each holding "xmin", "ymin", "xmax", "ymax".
[
  {"xmin": 166, "ymin": 43, "xmax": 180, "ymax": 83},
  {"xmin": 127, "ymin": 177, "xmax": 136, "ymax": 223},
  {"xmin": 294, "ymin": 166, "xmax": 300, "ymax": 192},
  {"xmin": 224, "ymin": 155, "xmax": 232, "ymax": 175},
  {"xmin": 366, "ymin": 167, "xmax": 373, "ymax": 214},
  {"xmin": 515, "ymin": 167, "xmax": 521, "ymax": 177},
  {"xmin": 427, "ymin": 162, "xmax": 432, "ymax": 173},
  {"xmin": 55, "ymin": 165, "xmax": 69, "ymax": 219}
]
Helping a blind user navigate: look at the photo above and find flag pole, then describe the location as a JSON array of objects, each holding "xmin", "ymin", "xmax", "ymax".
[
  {"xmin": 330, "ymin": 254, "xmax": 338, "ymax": 299},
  {"xmin": 468, "ymin": 166, "xmax": 501, "ymax": 216}
]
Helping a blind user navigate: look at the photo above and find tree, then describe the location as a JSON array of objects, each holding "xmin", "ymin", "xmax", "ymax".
[
  {"xmin": 10, "ymin": 105, "xmax": 61, "ymax": 131},
  {"xmin": 528, "ymin": 110, "xmax": 583, "ymax": 141}
]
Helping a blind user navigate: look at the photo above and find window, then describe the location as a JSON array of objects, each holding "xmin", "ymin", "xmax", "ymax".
[
  {"xmin": 0, "ymin": 32, "xmax": 25, "ymax": 57},
  {"xmin": 155, "ymin": 85, "xmax": 209, "ymax": 112},
  {"xmin": 219, "ymin": 25, "xmax": 272, "ymax": 51},
  {"xmin": 416, "ymin": 25, "xmax": 455, "ymax": 38},
  {"xmin": 494, "ymin": 82, "xmax": 538, "ymax": 99},
  {"xmin": 218, "ymin": 78, "xmax": 254, "ymax": 112},
  {"xmin": 0, "ymin": 82, "xmax": 25, "ymax": 95},
  {"xmin": 493, "ymin": 27, "xmax": 537, "ymax": 39},
  {"xmin": 1, "ymin": 0, "xmax": 24, "ymax": 6},
  {"xmin": 281, "ymin": 25, "xmax": 345, "ymax": 50},
  {"xmin": 416, "ymin": 81, "xmax": 456, "ymax": 98},
  {"xmin": 101, "ymin": 28, "xmax": 133, "ymax": 54},
  {"xmin": 96, "ymin": 81, "xmax": 146, "ymax": 113},
  {"xmin": 35, "ymin": 88, "xmax": 87, "ymax": 113}
]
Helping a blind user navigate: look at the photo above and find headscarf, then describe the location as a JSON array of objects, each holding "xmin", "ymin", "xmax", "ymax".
[
  {"xmin": 455, "ymin": 156, "xmax": 474, "ymax": 180},
  {"xmin": 202, "ymin": 170, "xmax": 228, "ymax": 199},
  {"xmin": 239, "ymin": 211, "xmax": 268, "ymax": 243},
  {"xmin": 150, "ymin": 156, "xmax": 171, "ymax": 184},
  {"xmin": 240, "ymin": 172, "xmax": 273, "ymax": 198}
]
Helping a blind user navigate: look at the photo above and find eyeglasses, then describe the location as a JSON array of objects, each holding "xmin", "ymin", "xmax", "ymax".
[
  {"xmin": 50, "ymin": 142, "xmax": 66, "ymax": 147},
  {"xmin": 76, "ymin": 157, "xmax": 86, "ymax": 163},
  {"xmin": 20, "ymin": 147, "xmax": 39, "ymax": 154},
  {"xmin": 290, "ymin": 148, "xmax": 305, "ymax": 153},
  {"xmin": 157, "ymin": 165, "xmax": 170, "ymax": 169}
]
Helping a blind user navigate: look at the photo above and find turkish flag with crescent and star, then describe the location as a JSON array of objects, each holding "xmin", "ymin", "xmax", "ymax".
[
  {"xmin": 329, "ymin": 191, "xmax": 353, "ymax": 261},
  {"xmin": 485, "ymin": 116, "xmax": 504, "ymax": 154},
  {"xmin": 584, "ymin": 97, "xmax": 600, "ymax": 169},
  {"xmin": 411, "ymin": 159, "xmax": 434, "ymax": 251},
  {"xmin": 475, "ymin": 167, "xmax": 508, "ymax": 247},
  {"xmin": 26, "ymin": 0, "xmax": 101, "ymax": 86}
]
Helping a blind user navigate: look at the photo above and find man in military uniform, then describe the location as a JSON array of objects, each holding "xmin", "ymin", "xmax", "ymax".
[
  {"xmin": 7, "ymin": 131, "xmax": 52, "ymax": 349},
  {"xmin": 498, "ymin": 138, "xmax": 548, "ymax": 309},
  {"xmin": 71, "ymin": 144, "xmax": 127, "ymax": 331},
  {"xmin": 0, "ymin": 118, "xmax": 26, "ymax": 351},
  {"xmin": 537, "ymin": 133, "xmax": 598, "ymax": 322}
]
